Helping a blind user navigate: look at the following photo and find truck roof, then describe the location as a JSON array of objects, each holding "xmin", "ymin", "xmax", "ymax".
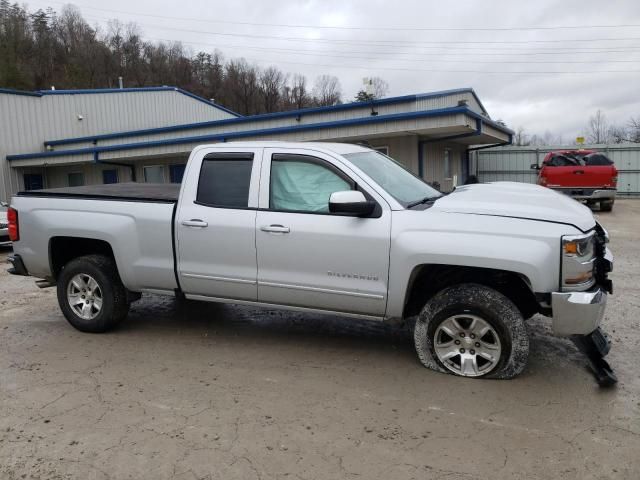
[{"xmin": 199, "ymin": 141, "xmax": 372, "ymax": 155}]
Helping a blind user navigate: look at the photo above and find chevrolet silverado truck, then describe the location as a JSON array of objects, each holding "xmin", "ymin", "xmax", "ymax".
[
  {"xmin": 532, "ymin": 150, "xmax": 618, "ymax": 211},
  {"xmin": 7, "ymin": 142, "xmax": 616, "ymax": 384}
]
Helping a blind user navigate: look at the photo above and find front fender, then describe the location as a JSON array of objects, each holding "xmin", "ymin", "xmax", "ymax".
[{"xmin": 386, "ymin": 212, "xmax": 575, "ymax": 318}]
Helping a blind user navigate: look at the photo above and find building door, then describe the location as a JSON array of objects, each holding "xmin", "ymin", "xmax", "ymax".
[
  {"xmin": 460, "ymin": 150, "xmax": 470, "ymax": 183},
  {"xmin": 102, "ymin": 169, "xmax": 119, "ymax": 184},
  {"xmin": 23, "ymin": 173, "xmax": 44, "ymax": 191},
  {"xmin": 169, "ymin": 164, "xmax": 186, "ymax": 183},
  {"xmin": 255, "ymin": 148, "xmax": 391, "ymax": 316}
]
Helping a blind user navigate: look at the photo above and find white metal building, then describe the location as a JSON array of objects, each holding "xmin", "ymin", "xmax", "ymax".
[{"xmin": 1, "ymin": 86, "xmax": 512, "ymax": 201}]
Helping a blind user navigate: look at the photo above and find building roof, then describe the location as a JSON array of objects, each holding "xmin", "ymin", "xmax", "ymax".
[
  {"xmin": 40, "ymin": 87, "xmax": 493, "ymax": 149},
  {"xmin": 0, "ymin": 86, "xmax": 240, "ymax": 117},
  {"xmin": 5, "ymin": 87, "xmax": 513, "ymax": 163}
]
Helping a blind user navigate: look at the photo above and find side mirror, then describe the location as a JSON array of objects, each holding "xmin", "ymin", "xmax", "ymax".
[
  {"xmin": 530, "ymin": 163, "xmax": 541, "ymax": 170},
  {"xmin": 0, "ymin": 201, "xmax": 8, "ymax": 207},
  {"xmin": 329, "ymin": 191, "xmax": 376, "ymax": 217}
]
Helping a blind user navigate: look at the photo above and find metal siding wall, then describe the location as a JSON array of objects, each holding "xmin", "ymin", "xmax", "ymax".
[
  {"xmin": 0, "ymin": 90, "xmax": 233, "ymax": 200},
  {"xmin": 473, "ymin": 145, "xmax": 640, "ymax": 194}
]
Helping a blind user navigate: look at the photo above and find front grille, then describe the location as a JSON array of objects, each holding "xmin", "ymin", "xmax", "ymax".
[{"xmin": 593, "ymin": 223, "xmax": 612, "ymax": 293}]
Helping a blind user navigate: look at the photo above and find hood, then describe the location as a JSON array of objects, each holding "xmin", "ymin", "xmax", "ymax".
[{"xmin": 432, "ymin": 182, "xmax": 595, "ymax": 232}]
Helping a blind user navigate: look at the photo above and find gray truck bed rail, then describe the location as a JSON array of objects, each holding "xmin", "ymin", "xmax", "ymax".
[{"xmin": 17, "ymin": 183, "xmax": 180, "ymax": 203}]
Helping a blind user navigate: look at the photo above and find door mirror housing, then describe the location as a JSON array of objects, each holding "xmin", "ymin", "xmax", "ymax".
[
  {"xmin": 329, "ymin": 191, "xmax": 376, "ymax": 217},
  {"xmin": 530, "ymin": 163, "xmax": 541, "ymax": 170}
]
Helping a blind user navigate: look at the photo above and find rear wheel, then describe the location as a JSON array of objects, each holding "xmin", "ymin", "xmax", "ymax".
[
  {"xmin": 600, "ymin": 199, "xmax": 614, "ymax": 212},
  {"xmin": 57, "ymin": 254, "xmax": 129, "ymax": 332},
  {"xmin": 414, "ymin": 284, "xmax": 529, "ymax": 379}
]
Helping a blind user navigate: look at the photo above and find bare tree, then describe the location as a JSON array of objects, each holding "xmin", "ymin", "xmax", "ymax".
[
  {"xmin": 586, "ymin": 110, "xmax": 609, "ymax": 144},
  {"xmin": 608, "ymin": 124, "xmax": 629, "ymax": 144},
  {"xmin": 355, "ymin": 76, "xmax": 389, "ymax": 101},
  {"xmin": 312, "ymin": 74, "xmax": 342, "ymax": 106},
  {"xmin": 370, "ymin": 77, "xmax": 389, "ymax": 99},
  {"xmin": 628, "ymin": 117, "xmax": 640, "ymax": 143},
  {"xmin": 259, "ymin": 66, "xmax": 285, "ymax": 113},
  {"xmin": 514, "ymin": 127, "xmax": 529, "ymax": 146},
  {"xmin": 288, "ymin": 74, "xmax": 309, "ymax": 110}
]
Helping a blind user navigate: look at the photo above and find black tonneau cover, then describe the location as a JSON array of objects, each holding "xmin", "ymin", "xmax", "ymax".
[{"xmin": 17, "ymin": 182, "xmax": 180, "ymax": 203}]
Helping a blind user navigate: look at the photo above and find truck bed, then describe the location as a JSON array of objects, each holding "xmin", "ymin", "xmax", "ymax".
[{"xmin": 17, "ymin": 183, "xmax": 180, "ymax": 203}]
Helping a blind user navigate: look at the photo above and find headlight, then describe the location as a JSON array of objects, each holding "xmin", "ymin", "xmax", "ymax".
[
  {"xmin": 563, "ymin": 234, "xmax": 595, "ymax": 257},
  {"xmin": 561, "ymin": 232, "xmax": 596, "ymax": 291}
]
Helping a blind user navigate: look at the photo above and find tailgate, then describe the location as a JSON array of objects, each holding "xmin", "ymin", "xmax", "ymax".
[{"xmin": 542, "ymin": 165, "xmax": 616, "ymax": 188}]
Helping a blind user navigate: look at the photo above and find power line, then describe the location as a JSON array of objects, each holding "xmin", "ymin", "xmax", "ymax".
[
  {"xmin": 31, "ymin": 0, "xmax": 640, "ymax": 33},
  {"xmin": 191, "ymin": 54, "xmax": 640, "ymax": 74},
  {"xmin": 154, "ymin": 37, "xmax": 640, "ymax": 64},
  {"xmin": 81, "ymin": 14, "xmax": 640, "ymax": 47}
]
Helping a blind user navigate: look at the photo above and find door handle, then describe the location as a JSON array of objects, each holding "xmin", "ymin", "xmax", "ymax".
[
  {"xmin": 260, "ymin": 224, "xmax": 290, "ymax": 234},
  {"xmin": 574, "ymin": 170, "xmax": 585, "ymax": 174},
  {"xmin": 182, "ymin": 219, "xmax": 208, "ymax": 228}
]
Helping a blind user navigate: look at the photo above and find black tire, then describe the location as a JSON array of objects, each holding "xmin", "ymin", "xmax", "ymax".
[
  {"xmin": 56, "ymin": 254, "xmax": 129, "ymax": 333},
  {"xmin": 414, "ymin": 283, "xmax": 529, "ymax": 379},
  {"xmin": 600, "ymin": 199, "xmax": 614, "ymax": 212}
]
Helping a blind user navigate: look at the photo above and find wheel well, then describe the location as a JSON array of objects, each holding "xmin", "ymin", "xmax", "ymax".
[
  {"xmin": 403, "ymin": 264, "xmax": 539, "ymax": 320},
  {"xmin": 49, "ymin": 237, "xmax": 115, "ymax": 279}
]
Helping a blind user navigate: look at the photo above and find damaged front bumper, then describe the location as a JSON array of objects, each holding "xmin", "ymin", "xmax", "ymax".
[{"xmin": 551, "ymin": 288, "xmax": 607, "ymax": 336}]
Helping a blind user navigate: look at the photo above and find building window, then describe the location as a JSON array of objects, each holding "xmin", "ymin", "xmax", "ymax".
[
  {"xmin": 169, "ymin": 164, "xmax": 186, "ymax": 183},
  {"xmin": 444, "ymin": 149, "xmax": 452, "ymax": 179},
  {"xmin": 373, "ymin": 146, "xmax": 389, "ymax": 155},
  {"xmin": 102, "ymin": 169, "xmax": 119, "ymax": 184},
  {"xmin": 68, "ymin": 172, "xmax": 84, "ymax": 187},
  {"xmin": 24, "ymin": 173, "xmax": 44, "ymax": 191},
  {"xmin": 144, "ymin": 165, "xmax": 165, "ymax": 183}
]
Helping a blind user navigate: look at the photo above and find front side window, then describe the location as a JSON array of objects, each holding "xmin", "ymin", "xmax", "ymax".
[
  {"xmin": 344, "ymin": 150, "xmax": 440, "ymax": 207},
  {"xmin": 270, "ymin": 154, "xmax": 352, "ymax": 213},
  {"xmin": 196, "ymin": 153, "xmax": 253, "ymax": 208}
]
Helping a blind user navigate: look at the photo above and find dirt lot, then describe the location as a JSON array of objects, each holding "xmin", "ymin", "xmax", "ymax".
[{"xmin": 1, "ymin": 200, "xmax": 640, "ymax": 480}]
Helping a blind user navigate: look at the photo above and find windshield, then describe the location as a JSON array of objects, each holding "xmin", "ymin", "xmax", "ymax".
[{"xmin": 344, "ymin": 151, "xmax": 440, "ymax": 207}]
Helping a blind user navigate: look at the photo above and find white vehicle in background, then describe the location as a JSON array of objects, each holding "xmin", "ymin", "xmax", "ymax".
[
  {"xmin": 0, "ymin": 203, "xmax": 11, "ymax": 246},
  {"xmin": 6, "ymin": 142, "xmax": 616, "ymax": 385}
]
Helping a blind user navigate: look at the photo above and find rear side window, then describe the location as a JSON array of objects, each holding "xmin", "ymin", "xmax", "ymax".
[
  {"xmin": 546, "ymin": 155, "xmax": 579, "ymax": 167},
  {"xmin": 196, "ymin": 153, "xmax": 254, "ymax": 208},
  {"xmin": 584, "ymin": 154, "xmax": 614, "ymax": 166}
]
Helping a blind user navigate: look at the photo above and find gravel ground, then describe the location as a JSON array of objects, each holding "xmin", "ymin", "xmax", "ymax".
[{"xmin": 1, "ymin": 199, "xmax": 639, "ymax": 479}]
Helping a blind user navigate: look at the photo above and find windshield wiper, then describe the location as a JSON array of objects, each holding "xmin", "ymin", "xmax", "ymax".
[{"xmin": 406, "ymin": 194, "xmax": 443, "ymax": 209}]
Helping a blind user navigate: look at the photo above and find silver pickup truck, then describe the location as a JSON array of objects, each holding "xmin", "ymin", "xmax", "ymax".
[{"xmin": 7, "ymin": 142, "xmax": 615, "ymax": 383}]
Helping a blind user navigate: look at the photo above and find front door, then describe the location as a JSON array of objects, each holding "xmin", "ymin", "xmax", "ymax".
[
  {"xmin": 255, "ymin": 148, "xmax": 391, "ymax": 317},
  {"xmin": 176, "ymin": 148, "xmax": 262, "ymax": 301}
]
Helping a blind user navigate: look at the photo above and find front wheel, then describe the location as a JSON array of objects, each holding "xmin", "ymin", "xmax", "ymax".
[
  {"xmin": 57, "ymin": 255, "xmax": 130, "ymax": 333},
  {"xmin": 414, "ymin": 284, "xmax": 529, "ymax": 379}
]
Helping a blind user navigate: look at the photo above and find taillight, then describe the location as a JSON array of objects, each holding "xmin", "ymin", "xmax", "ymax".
[
  {"xmin": 539, "ymin": 174, "xmax": 548, "ymax": 186},
  {"xmin": 7, "ymin": 207, "xmax": 19, "ymax": 242}
]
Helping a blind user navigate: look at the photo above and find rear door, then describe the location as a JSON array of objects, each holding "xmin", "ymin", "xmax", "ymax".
[
  {"xmin": 255, "ymin": 148, "xmax": 391, "ymax": 317},
  {"xmin": 176, "ymin": 147, "xmax": 262, "ymax": 301}
]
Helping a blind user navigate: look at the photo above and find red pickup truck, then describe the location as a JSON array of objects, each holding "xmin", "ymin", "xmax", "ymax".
[{"xmin": 532, "ymin": 150, "xmax": 618, "ymax": 211}]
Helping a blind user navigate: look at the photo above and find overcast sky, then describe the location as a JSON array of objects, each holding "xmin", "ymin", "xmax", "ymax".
[{"xmin": 30, "ymin": 0, "xmax": 640, "ymax": 140}]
